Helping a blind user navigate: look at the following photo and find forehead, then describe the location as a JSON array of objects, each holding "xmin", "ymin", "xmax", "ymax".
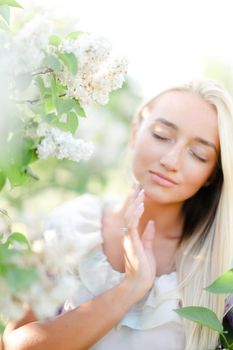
[{"xmin": 143, "ymin": 90, "xmax": 220, "ymax": 149}]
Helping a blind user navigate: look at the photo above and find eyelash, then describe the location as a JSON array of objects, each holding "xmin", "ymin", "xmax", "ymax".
[{"xmin": 152, "ymin": 133, "xmax": 208, "ymax": 163}]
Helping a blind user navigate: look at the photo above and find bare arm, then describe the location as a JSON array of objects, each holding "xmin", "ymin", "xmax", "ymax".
[
  {"xmin": 4, "ymin": 281, "xmax": 143, "ymax": 350},
  {"xmin": 4, "ymin": 186, "xmax": 156, "ymax": 350}
]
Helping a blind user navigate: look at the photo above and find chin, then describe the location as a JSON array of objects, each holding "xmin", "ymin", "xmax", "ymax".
[{"xmin": 142, "ymin": 184, "xmax": 166, "ymax": 201}]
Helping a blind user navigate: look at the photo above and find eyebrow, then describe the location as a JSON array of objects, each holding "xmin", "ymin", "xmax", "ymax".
[{"xmin": 154, "ymin": 118, "xmax": 218, "ymax": 154}]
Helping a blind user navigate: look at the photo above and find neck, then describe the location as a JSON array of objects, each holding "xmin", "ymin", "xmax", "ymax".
[{"xmin": 140, "ymin": 195, "xmax": 184, "ymax": 239}]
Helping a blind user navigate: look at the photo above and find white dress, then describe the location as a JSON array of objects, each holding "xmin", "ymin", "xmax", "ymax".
[{"xmin": 45, "ymin": 194, "xmax": 186, "ymax": 350}]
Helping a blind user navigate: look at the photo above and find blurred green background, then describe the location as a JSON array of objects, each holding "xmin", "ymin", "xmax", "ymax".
[{"xmin": 1, "ymin": 0, "xmax": 233, "ymax": 240}]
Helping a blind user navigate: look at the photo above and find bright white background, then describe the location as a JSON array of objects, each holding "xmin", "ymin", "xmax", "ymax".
[{"xmin": 21, "ymin": 0, "xmax": 233, "ymax": 98}]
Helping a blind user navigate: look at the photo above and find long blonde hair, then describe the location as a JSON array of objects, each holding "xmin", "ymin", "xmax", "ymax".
[{"xmin": 137, "ymin": 79, "xmax": 233, "ymax": 350}]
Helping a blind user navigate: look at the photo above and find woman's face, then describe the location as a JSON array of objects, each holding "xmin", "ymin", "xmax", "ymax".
[{"xmin": 132, "ymin": 90, "xmax": 220, "ymax": 204}]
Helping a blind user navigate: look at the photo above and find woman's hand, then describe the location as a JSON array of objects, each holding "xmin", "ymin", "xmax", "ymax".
[{"xmin": 122, "ymin": 185, "xmax": 156, "ymax": 297}]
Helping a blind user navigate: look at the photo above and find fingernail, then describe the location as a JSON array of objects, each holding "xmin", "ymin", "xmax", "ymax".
[
  {"xmin": 136, "ymin": 202, "xmax": 144, "ymax": 212},
  {"xmin": 148, "ymin": 220, "xmax": 154, "ymax": 227},
  {"xmin": 139, "ymin": 188, "xmax": 144, "ymax": 196}
]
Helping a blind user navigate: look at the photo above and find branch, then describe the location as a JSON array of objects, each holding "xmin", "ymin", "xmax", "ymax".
[
  {"xmin": 15, "ymin": 93, "xmax": 66, "ymax": 105},
  {"xmin": 32, "ymin": 68, "xmax": 53, "ymax": 76}
]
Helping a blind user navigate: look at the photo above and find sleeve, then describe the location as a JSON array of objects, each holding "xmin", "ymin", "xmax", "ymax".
[
  {"xmin": 43, "ymin": 194, "xmax": 104, "ymax": 275},
  {"xmin": 36, "ymin": 194, "xmax": 105, "ymax": 317}
]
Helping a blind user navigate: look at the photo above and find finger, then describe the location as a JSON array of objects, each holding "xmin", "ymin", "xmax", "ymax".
[
  {"xmin": 132, "ymin": 181, "xmax": 142, "ymax": 193},
  {"xmin": 126, "ymin": 189, "xmax": 144, "ymax": 217},
  {"xmin": 125, "ymin": 189, "xmax": 144, "ymax": 227},
  {"xmin": 124, "ymin": 185, "xmax": 141, "ymax": 215},
  {"xmin": 127, "ymin": 199, "xmax": 145, "ymax": 229},
  {"xmin": 123, "ymin": 206, "xmax": 144, "ymax": 245},
  {"xmin": 128, "ymin": 184, "xmax": 143, "ymax": 204},
  {"xmin": 134, "ymin": 188, "xmax": 144, "ymax": 203},
  {"xmin": 141, "ymin": 220, "xmax": 155, "ymax": 250}
]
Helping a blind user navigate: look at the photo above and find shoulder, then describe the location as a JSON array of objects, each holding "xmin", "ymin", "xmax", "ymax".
[
  {"xmin": 42, "ymin": 193, "xmax": 105, "ymax": 272},
  {"xmin": 44, "ymin": 193, "xmax": 103, "ymax": 236}
]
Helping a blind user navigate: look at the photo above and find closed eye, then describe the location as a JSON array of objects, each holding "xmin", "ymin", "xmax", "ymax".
[
  {"xmin": 189, "ymin": 150, "xmax": 208, "ymax": 163},
  {"xmin": 152, "ymin": 133, "xmax": 209, "ymax": 163},
  {"xmin": 152, "ymin": 133, "xmax": 170, "ymax": 141}
]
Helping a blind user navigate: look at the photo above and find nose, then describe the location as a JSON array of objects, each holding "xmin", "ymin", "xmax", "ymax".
[{"xmin": 159, "ymin": 144, "xmax": 183, "ymax": 172}]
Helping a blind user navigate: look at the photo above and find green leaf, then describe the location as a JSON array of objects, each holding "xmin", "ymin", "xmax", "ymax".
[
  {"xmin": 44, "ymin": 54, "xmax": 61, "ymax": 73},
  {"xmin": 67, "ymin": 111, "xmax": 78, "ymax": 134},
  {"xmin": 58, "ymin": 52, "xmax": 78, "ymax": 75},
  {"xmin": 56, "ymin": 98, "xmax": 75, "ymax": 114},
  {"xmin": 5, "ymin": 232, "xmax": 31, "ymax": 250},
  {"xmin": 23, "ymin": 137, "xmax": 37, "ymax": 150},
  {"xmin": 5, "ymin": 164, "xmax": 22, "ymax": 186},
  {"xmin": 174, "ymin": 306, "xmax": 223, "ymax": 333},
  {"xmin": 73, "ymin": 99, "xmax": 86, "ymax": 117},
  {"xmin": 15, "ymin": 72, "xmax": 32, "ymax": 90},
  {"xmin": 49, "ymin": 35, "xmax": 61, "ymax": 47},
  {"xmin": 44, "ymin": 96, "xmax": 55, "ymax": 113},
  {"xmin": 44, "ymin": 113, "xmax": 57, "ymax": 124},
  {"xmin": 66, "ymin": 31, "xmax": 85, "ymax": 40},
  {"xmin": 5, "ymin": 266, "xmax": 38, "ymax": 291},
  {"xmin": 0, "ymin": 0, "xmax": 22, "ymax": 8},
  {"xmin": 56, "ymin": 81, "xmax": 66, "ymax": 95},
  {"xmin": 0, "ymin": 244, "xmax": 17, "ymax": 265},
  {"xmin": 205, "ymin": 269, "xmax": 233, "ymax": 294},
  {"xmin": 35, "ymin": 76, "xmax": 51, "ymax": 100},
  {"xmin": 50, "ymin": 73, "xmax": 57, "ymax": 105},
  {"xmin": 5, "ymin": 164, "xmax": 28, "ymax": 187},
  {"xmin": 0, "ymin": 4, "xmax": 10, "ymax": 23},
  {"xmin": 50, "ymin": 120, "xmax": 68, "ymax": 131},
  {"xmin": 22, "ymin": 148, "xmax": 37, "ymax": 166},
  {"xmin": 0, "ymin": 171, "xmax": 6, "ymax": 190},
  {"xmin": 35, "ymin": 76, "xmax": 45, "ymax": 97}
]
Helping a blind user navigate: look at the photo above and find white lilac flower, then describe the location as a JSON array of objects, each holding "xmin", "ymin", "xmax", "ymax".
[
  {"xmin": 37, "ymin": 123, "xmax": 51, "ymax": 137},
  {"xmin": 60, "ymin": 35, "xmax": 111, "ymax": 73},
  {"xmin": 43, "ymin": 229, "xmax": 85, "ymax": 275},
  {"xmin": 19, "ymin": 269, "xmax": 77, "ymax": 319},
  {"xmin": 12, "ymin": 15, "xmax": 52, "ymax": 74},
  {"xmin": 0, "ymin": 275, "xmax": 27, "ymax": 321},
  {"xmin": 0, "ymin": 293, "xmax": 25, "ymax": 321},
  {"xmin": 0, "ymin": 235, "xmax": 79, "ymax": 322},
  {"xmin": 58, "ymin": 34, "xmax": 128, "ymax": 106},
  {"xmin": 36, "ymin": 124, "xmax": 94, "ymax": 162},
  {"xmin": 37, "ymin": 137, "xmax": 57, "ymax": 159}
]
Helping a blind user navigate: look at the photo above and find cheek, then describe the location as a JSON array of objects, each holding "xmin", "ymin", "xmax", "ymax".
[
  {"xmin": 181, "ymin": 163, "xmax": 215, "ymax": 197},
  {"xmin": 131, "ymin": 140, "xmax": 156, "ymax": 178}
]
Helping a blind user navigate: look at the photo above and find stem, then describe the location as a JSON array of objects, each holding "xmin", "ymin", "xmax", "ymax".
[
  {"xmin": 32, "ymin": 68, "xmax": 53, "ymax": 76},
  {"xmin": 15, "ymin": 93, "xmax": 66, "ymax": 105},
  {"xmin": 15, "ymin": 97, "xmax": 41, "ymax": 104},
  {"xmin": 221, "ymin": 332, "xmax": 230, "ymax": 349}
]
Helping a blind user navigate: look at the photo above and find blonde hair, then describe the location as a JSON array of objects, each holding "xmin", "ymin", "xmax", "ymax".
[{"xmin": 137, "ymin": 79, "xmax": 233, "ymax": 350}]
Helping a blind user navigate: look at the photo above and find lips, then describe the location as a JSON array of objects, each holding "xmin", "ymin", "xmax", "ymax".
[{"xmin": 149, "ymin": 171, "xmax": 178, "ymax": 185}]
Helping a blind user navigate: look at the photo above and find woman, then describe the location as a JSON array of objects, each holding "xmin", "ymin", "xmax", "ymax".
[{"xmin": 3, "ymin": 79, "xmax": 233, "ymax": 350}]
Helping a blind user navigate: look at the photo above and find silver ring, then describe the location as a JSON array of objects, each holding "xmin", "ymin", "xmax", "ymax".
[{"xmin": 120, "ymin": 227, "xmax": 129, "ymax": 233}]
